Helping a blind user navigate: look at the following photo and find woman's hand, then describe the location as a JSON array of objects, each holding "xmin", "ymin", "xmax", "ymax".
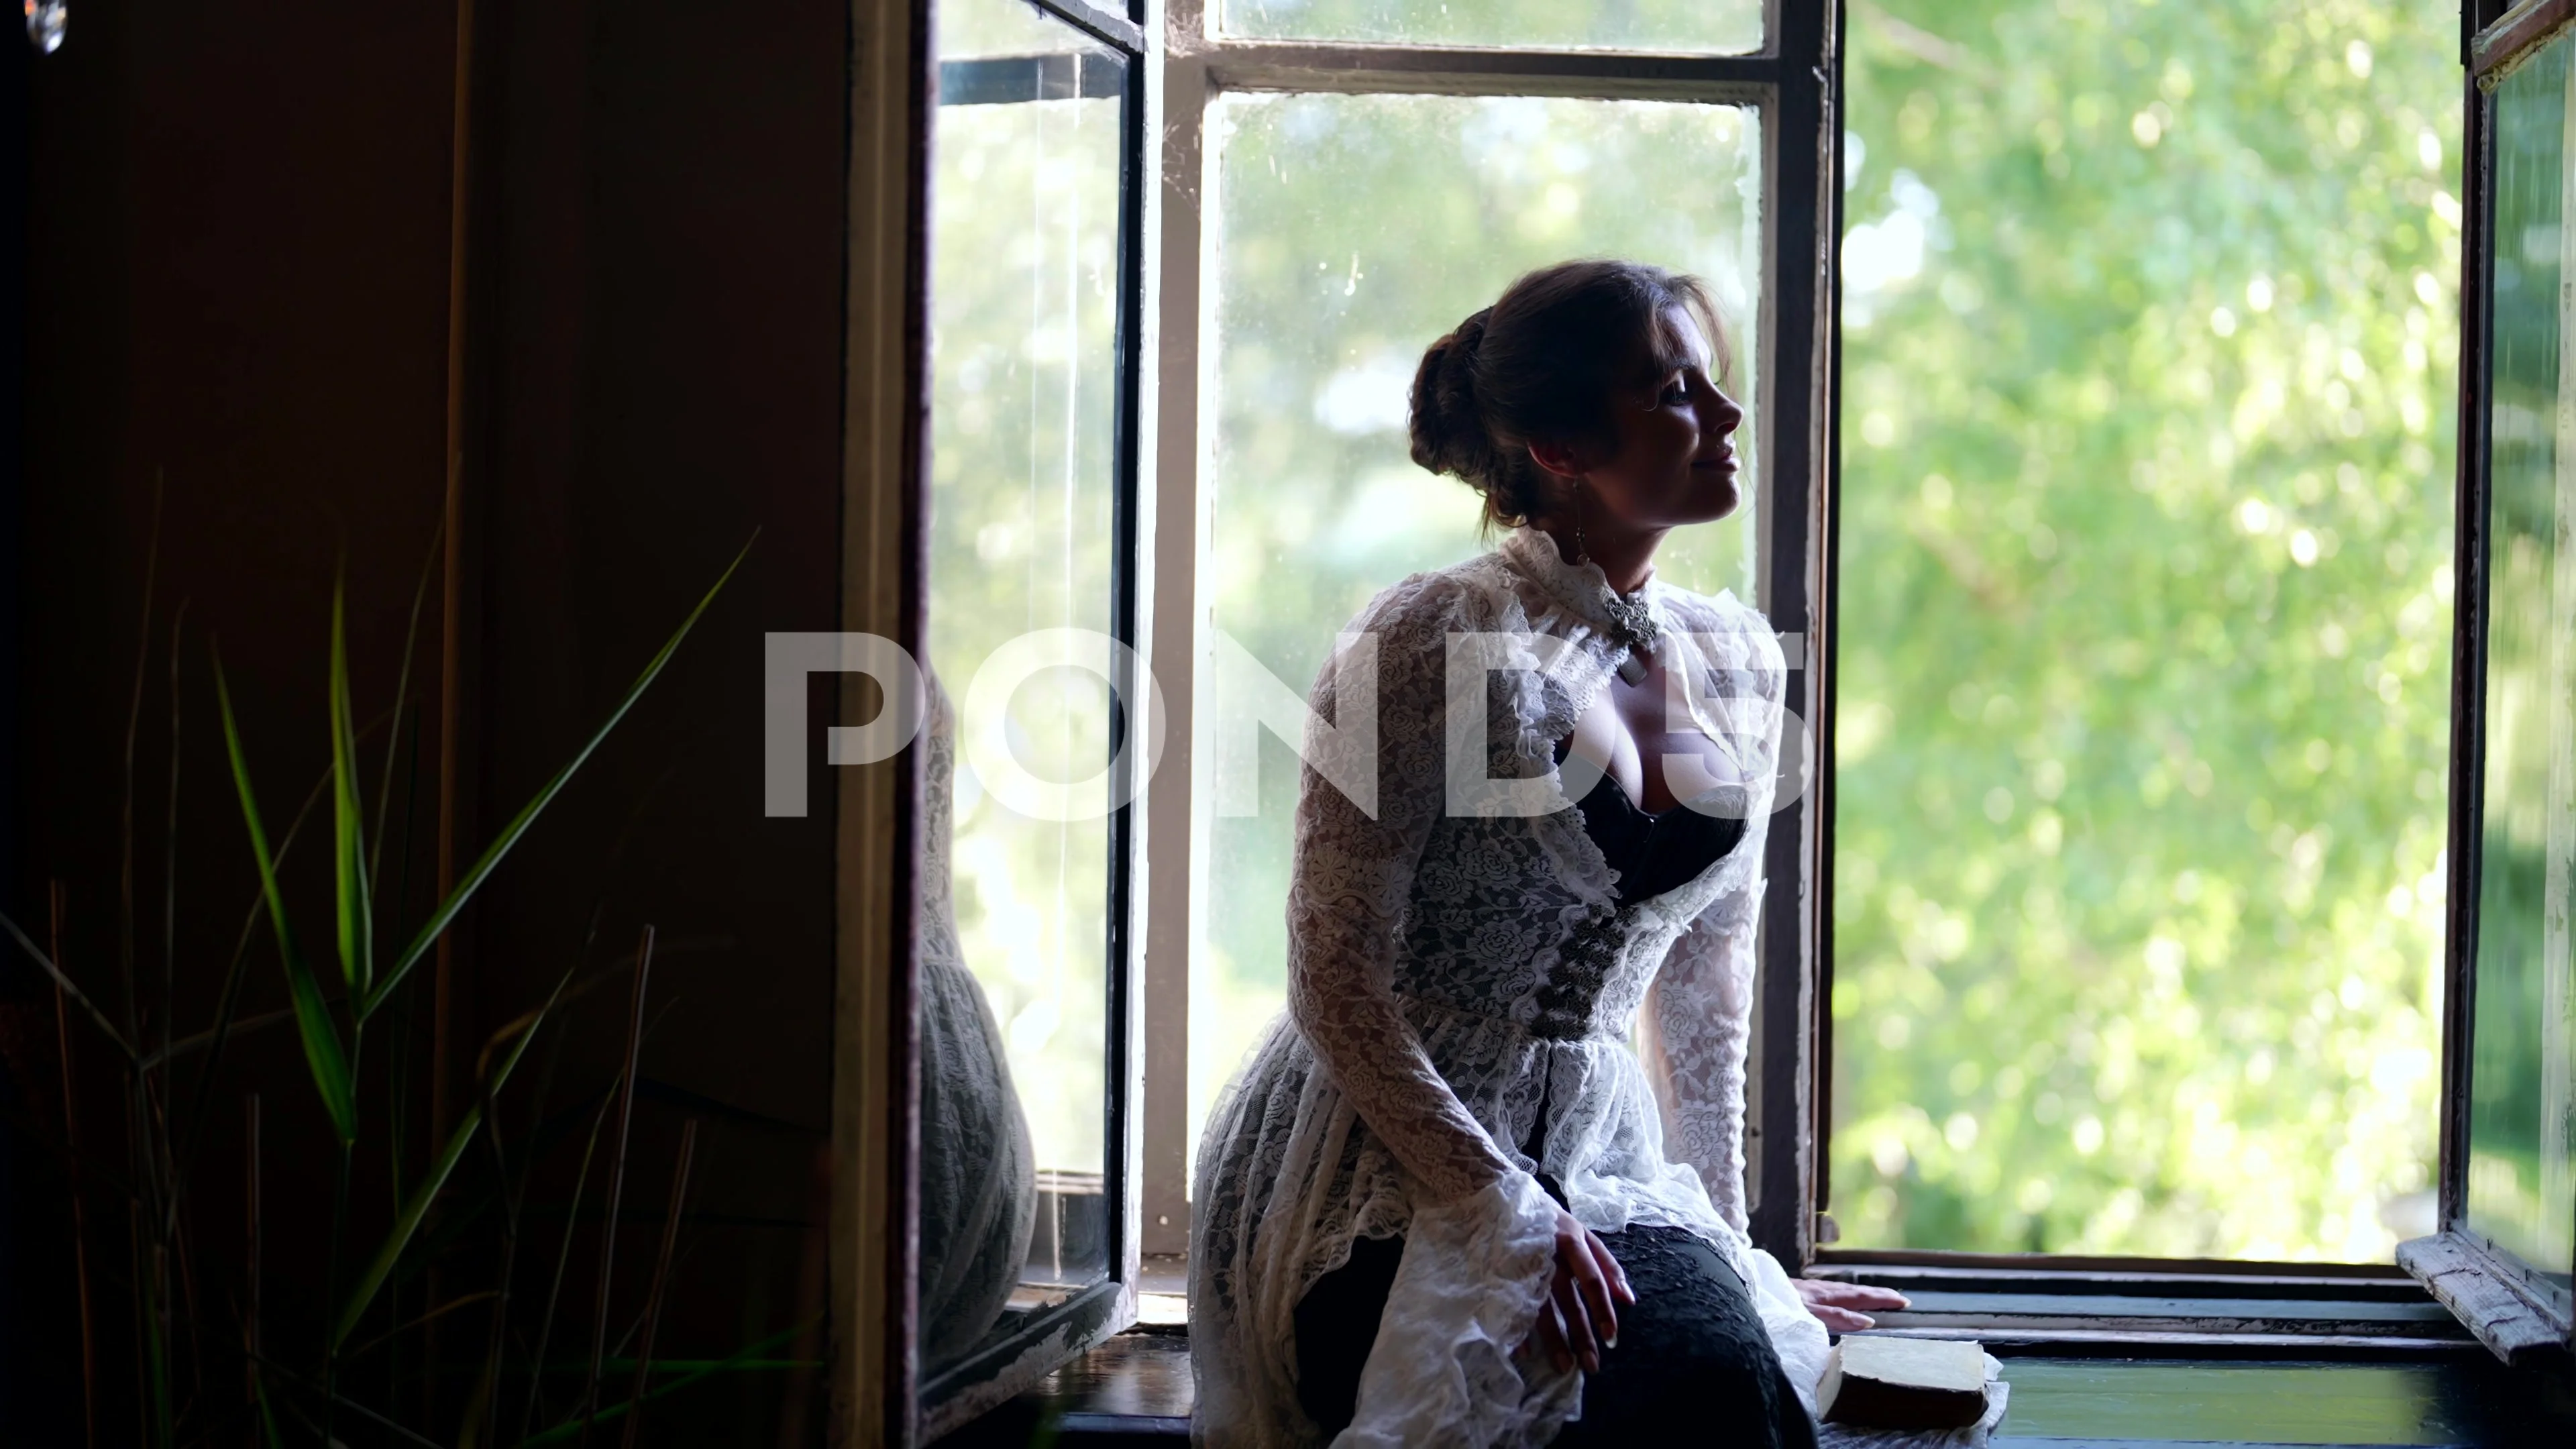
[
  {"xmin": 1792, "ymin": 1277, "xmax": 1910, "ymax": 1332},
  {"xmin": 1528, "ymin": 1207, "xmax": 1634, "ymax": 1374}
]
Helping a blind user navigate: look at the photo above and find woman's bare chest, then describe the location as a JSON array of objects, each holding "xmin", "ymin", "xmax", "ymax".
[{"xmin": 1558, "ymin": 647, "xmax": 1745, "ymax": 815}]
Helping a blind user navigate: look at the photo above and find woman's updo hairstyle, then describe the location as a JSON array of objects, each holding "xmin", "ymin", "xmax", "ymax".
[{"xmin": 1409, "ymin": 258, "xmax": 1725, "ymax": 530}]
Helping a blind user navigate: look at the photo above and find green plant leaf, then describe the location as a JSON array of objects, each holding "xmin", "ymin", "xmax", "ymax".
[
  {"xmin": 251, "ymin": 1367, "xmax": 284, "ymax": 1449},
  {"xmin": 215, "ymin": 649, "xmax": 359, "ymax": 1144},
  {"xmin": 330, "ymin": 572, "xmax": 374, "ymax": 998},
  {"xmin": 515, "ymin": 1318, "xmax": 819, "ymax": 1446},
  {"xmin": 332, "ymin": 965, "xmax": 572, "ymax": 1350},
  {"xmin": 0, "ymin": 911, "xmax": 136, "ymax": 1061},
  {"xmin": 362, "ymin": 535, "xmax": 753, "ymax": 1022},
  {"xmin": 458, "ymin": 1350, "xmax": 500, "ymax": 1449}
]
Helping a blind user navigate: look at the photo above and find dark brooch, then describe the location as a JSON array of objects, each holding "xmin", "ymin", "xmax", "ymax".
[{"xmin": 1601, "ymin": 589, "xmax": 1662, "ymax": 685}]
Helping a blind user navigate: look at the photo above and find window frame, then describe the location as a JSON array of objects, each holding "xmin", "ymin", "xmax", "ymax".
[
  {"xmin": 896, "ymin": 0, "xmax": 1157, "ymax": 1438},
  {"xmin": 839, "ymin": 3, "xmax": 930, "ymax": 1442},
  {"xmin": 1132, "ymin": 0, "xmax": 1843, "ymax": 1275},
  {"xmin": 875, "ymin": 3, "xmax": 2539, "ymax": 1436},
  {"xmin": 1129, "ymin": 0, "xmax": 2459, "ymax": 1311},
  {"xmin": 2396, "ymin": 0, "xmax": 2576, "ymax": 1368},
  {"xmin": 1804, "ymin": 7, "xmax": 2496, "ymax": 1310}
]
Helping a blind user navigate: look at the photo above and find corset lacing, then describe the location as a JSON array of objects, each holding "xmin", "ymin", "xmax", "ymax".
[{"xmin": 1520, "ymin": 732, "xmax": 1749, "ymax": 1159}]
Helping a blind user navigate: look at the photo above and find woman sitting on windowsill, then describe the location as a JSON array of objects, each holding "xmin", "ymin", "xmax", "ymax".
[{"xmin": 1189, "ymin": 260, "xmax": 1906, "ymax": 1448}]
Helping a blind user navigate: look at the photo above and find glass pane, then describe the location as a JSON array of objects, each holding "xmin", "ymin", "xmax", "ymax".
[
  {"xmin": 2467, "ymin": 30, "xmax": 2576, "ymax": 1291},
  {"xmin": 1221, "ymin": 0, "xmax": 1761, "ymax": 54},
  {"xmin": 1832, "ymin": 2, "xmax": 2459, "ymax": 1260},
  {"xmin": 1189, "ymin": 92, "xmax": 1764, "ymax": 1175},
  {"xmin": 920, "ymin": 0, "xmax": 1126, "ymax": 1373},
  {"xmin": 937, "ymin": 0, "xmax": 1077, "ymax": 60}
]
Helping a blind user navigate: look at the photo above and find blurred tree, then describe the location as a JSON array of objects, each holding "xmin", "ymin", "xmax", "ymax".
[{"xmin": 1831, "ymin": 0, "xmax": 2459, "ymax": 1260}]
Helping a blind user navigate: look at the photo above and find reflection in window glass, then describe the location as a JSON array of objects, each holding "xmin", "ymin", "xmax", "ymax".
[
  {"xmin": 1832, "ymin": 2, "xmax": 2458, "ymax": 1260},
  {"xmin": 2468, "ymin": 32, "xmax": 2575, "ymax": 1290},
  {"xmin": 1222, "ymin": 0, "xmax": 1761, "ymax": 55},
  {"xmin": 926, "ymin": 0, "xmax": 1125, "ymax": 1329},
  {"xmin": 1189, "ymin": 92, "xmax": 1764, "ymax": 1173}
]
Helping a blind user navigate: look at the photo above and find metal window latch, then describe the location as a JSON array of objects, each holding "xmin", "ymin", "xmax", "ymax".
[{"xmin": 1815, "ymin": 1212, "xmax": 1841, "ymax": 1244}]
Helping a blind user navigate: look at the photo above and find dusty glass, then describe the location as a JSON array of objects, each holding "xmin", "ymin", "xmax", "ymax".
[
  {"xmin": 1220, "ymin": 0, "xmax": 1762, "ymax": 55},
  {"xmin": 1188, "ymin": 91, "xmax": 1766, "ymax": 1172},
  {"xmin": 2467, "ymin": 28, "xmax": 2576, "ymax": 1291},
  {"xmin": 921, "ymin": 0, "xmax": 1126, "ymax": 1370}
]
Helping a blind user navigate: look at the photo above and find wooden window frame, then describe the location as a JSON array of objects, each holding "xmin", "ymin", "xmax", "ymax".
[
  {"xmin": 2394, "ymin": 0, "xmax": 2576, "ymax": 1371},
  {"xmin": 921, "ymin": 0, "xmax": 1156, "ymax": 1438},
  {"xmin": 1807, "ymin": 6, "xmax": 2514, "ymax": 1338},
  {"xmin": 1130, "ymin": 0, "xmax": 1845, "ymax": 1278},
  {"xmin": 840, "ymin": 1, "xmax": 1155, "ymax": 1442},
  {"xmin": 853, "ymin": 1, "xmax": 2561, "ymax": 1440},
  {"xmin": 839, "ymin": 2, "xmax": 931, "ymax": 1442}
]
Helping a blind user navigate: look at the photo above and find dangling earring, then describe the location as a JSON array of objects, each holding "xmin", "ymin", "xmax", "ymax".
[{"xmin": 1572, "ymin": 478, "xmax": 1591, "ymax": 566}]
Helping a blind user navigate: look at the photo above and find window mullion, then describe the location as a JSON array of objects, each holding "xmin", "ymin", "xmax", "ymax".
[
  {"xmin": 1200, "ymin": 39, "xmax": 1784, "ymax": 103},
  {"xmin": 1138, "ymin": 0, "xmax": 1210, "ymax": 1262},
  {"xmin": 1752, "ymin": 0, "xmax": 1836, "ymax": 1274}
]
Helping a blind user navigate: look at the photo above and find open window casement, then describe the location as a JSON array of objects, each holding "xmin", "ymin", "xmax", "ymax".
[
  {"xmin": 837, "ymin": 1, "xmax": 1152, "ymax": 1440},
  {"xmin": 875, "ymin": 0, "xmax": 2576, "ymax": 1434},
  {"xmin": 2403, "ymin": 0, "xmax": 2576, "ymax": 1367},
  {"xmin": 879, "ymin": 0, "xmax": 1845, "ymax": 1438},
  {"xmin": 897, "ymin": 0, "xmax": 1155, "ymax": 1439}
]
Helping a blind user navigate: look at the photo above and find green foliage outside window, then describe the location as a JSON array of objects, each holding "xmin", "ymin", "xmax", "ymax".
[{"xmin": 1831, "ymin": 0, "xmax": 2459, "ymax": 1260}]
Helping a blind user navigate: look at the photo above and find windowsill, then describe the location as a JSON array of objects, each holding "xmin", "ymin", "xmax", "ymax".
[
  {"xmin": 955, "ymin": 1333, "xmax": 2576, "ymax": 1446},
  {"xmin": 934, "ymin": 1252, "xmax": 2572, "ymax": 1444},
  {"xmin": 1130, "ymin": 1253, "xmax": 2473, "ymax": 1355},
  {"xmin": 2397, "ymin": 1230, "xmax": 2574, "ymax": 1368},
  {"xmin": 1138, "ymin": 1252, "xmax": 1189, "ymax": 1327},
  {"xmin": 1807, "ymin": 1260, "xmax": 2478, "ymax": 1358},
  {"xmin": 972, "ymin": 1259, "xmax": 2563, "ymax": 1446}
]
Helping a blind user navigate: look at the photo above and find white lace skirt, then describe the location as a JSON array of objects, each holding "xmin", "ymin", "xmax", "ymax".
[{"xmin": 1189, "ymin": 1007, "xmax": 1829, "ymax": 1449}]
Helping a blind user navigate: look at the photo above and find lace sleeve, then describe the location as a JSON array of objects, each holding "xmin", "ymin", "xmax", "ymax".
[
  {"xmin": 1639, "ymin": 616, "xmax": 1788, "ymax": 1232},
  {"xmin": 1285, "ymin": 574, "xmax": 1524, "ymax": 1207},
  {"xmin": 1642, "ymin": 883, "xmax": 1762, "ymax": 1230}
]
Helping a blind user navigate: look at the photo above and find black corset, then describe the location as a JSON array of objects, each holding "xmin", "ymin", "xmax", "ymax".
[{"xmin": 1552, "ymin": 733, "xmax": 1747, "ymax": 904}]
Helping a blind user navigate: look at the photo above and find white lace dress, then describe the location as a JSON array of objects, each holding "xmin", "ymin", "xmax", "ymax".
[
  {"xmin": 1189, "ymin": 527, "xmax": 1829, "ymax": 1448},
  {"xmin": 917, "ymin": 674, "xmax": 1039, "ymax": 1366}
]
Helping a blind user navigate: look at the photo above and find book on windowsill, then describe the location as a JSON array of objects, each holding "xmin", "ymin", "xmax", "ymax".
[{"xmin": 1816, "ymin": 1336, "xmax": 1990, "ymax": 1430}]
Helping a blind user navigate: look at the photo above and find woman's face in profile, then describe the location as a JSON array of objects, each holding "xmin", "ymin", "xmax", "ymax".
[{"xmin": 1579, "ymin": 306, "xmax": 1746, "ymax": 531}]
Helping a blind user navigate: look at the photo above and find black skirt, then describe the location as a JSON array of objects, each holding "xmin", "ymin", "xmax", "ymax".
[{"xmin": 1293, "ymin": 1215, "xmax": 1817, "ymax": 1447}]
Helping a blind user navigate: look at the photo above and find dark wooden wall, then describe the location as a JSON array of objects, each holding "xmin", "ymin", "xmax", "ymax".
[{"xmin": 7, "ymin": 1, "xmax": 853, "ymax": 1441}]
